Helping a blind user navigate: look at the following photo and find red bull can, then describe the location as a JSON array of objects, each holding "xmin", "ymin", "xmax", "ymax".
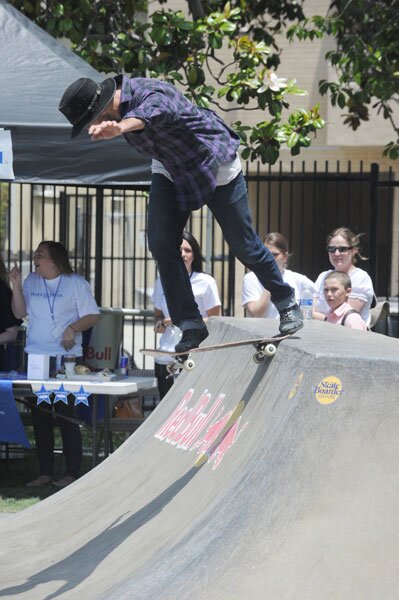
[{"xmin": 119, "ymin": 356, "xmax": 129, "ymax": 376}]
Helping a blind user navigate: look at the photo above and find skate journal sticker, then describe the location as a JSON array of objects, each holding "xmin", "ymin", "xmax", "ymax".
[{"xmin": 314, "ymin": 376, "xmax": 342, "ymax": 405}]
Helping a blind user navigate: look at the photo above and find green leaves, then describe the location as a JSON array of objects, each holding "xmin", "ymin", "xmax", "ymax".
[
  {"xmin": 231, "ymin": 105, "xmax": 324, "ymax": 164},
  {"xmin": 288, "ymin": 0, "xmax": 399, "ymax": 159},
  {"xmin": 10, "ymin": 0, "xmax": 326, "ymax": 165},
  {"xmin": 383, "ymin": 141, "xmax": 399, "ymax": 161},
  {"xmin": 13, "ymin": 0, "xmax": 399, "ymax": 162},
  {"xmin": 58, "ymin": 17, "xmax": 73, "ymax": 33}
]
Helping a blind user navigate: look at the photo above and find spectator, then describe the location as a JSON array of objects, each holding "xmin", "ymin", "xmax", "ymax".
[
  {"xmin": 242, "ymin": 232, "xmax": 316, "ymax": 319},
  {"xmin": 313, "ymin": 227, "xmax": 374, "ymax": 325},
  {"xmin": 152, "ymin": 231, "xmax": 221, "ymax": 398},
  {"xmin": 323, "ymin": 271, "xmax": 368, "ymax": 330},
  {"xmin": 9, "ymin": 241, "xmax": 100, "ymax": 488},
  {"xmin": 0, "ymin": 254, "xmax": 21, "ymax": 370}
]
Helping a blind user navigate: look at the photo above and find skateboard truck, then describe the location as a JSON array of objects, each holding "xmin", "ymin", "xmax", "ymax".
[
  {"xmin": 166, "ymin": 354, "xmax": 196, "ymax": 374},
  {"xmin": 253, "ymin": 342, "xmax": 277, "ymax": 363}
]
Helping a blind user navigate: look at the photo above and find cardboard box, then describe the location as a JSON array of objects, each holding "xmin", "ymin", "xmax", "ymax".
[{"xmin": 27, "ymin": 354, "xmax": 50, "ymax": 380}]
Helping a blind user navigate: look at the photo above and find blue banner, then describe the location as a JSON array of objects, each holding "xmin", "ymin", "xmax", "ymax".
[{"xmin": 0, "ymin": 380, "xmax": 30, "ymax": 448}]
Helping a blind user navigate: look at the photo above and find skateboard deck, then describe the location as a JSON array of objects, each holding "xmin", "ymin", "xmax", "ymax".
[{"xmin": 140, "ymin": 333, "xmax": 296, "ymax": 371}]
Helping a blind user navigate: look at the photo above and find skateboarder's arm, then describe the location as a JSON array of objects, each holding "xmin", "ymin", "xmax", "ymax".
[{"xmin": 89, "ymin": 117, "xmax": 144, "ymax": 140}]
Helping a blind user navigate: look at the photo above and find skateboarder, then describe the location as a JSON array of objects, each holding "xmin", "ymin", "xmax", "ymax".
[{"xmin": 59, "ymin": 76, "xmax": 303, "ymax": 353}]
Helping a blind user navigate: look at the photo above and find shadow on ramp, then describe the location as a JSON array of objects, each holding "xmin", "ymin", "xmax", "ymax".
[{"xmin": 0, "ymin": 466, "xmax": 203, "ymax": 599}]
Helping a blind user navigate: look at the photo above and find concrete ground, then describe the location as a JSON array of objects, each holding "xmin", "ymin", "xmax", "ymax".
[{"xmin": 0, "ymin": 318, "xmax": 398, "ymax": 600}]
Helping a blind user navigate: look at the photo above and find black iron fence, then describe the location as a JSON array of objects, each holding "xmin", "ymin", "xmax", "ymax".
[
  {"xmin": 246, "ymin": 161, "xmax": 398, "ymax": 296},
  {"xmin": 1, "ymin": 160, "xmax": 398, "ymax": 366}
]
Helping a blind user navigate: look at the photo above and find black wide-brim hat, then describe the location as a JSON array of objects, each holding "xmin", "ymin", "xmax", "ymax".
[{"xmin": 59, "ymin": 77, "xmax": 117, "ymax": 138}]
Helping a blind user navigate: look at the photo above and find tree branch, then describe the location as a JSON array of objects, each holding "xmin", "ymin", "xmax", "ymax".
[{"xmin": 186, "ymin": 0, "xmax": 205, "ymax": 20}]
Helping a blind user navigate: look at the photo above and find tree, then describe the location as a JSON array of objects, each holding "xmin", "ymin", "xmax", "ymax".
[
  {"xmin": 9, "ymin": 0, "xmax": 324, "ymax": 164},
  {"xmin": 287, "ymin": 0, "xmax": 399, "ymax": 159}
]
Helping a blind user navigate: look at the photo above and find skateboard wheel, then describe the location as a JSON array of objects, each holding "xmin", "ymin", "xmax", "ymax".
[
  {"xmin": 253, "ymin": 351, "xmax": 265, "ymax": 364},
  {"xmin": 183, "ymin": 358, "xmax": 196, "ymax": 371},
  {"xmin": 264, "ymin": 343, "xmax": 276, "ymax": 356}
]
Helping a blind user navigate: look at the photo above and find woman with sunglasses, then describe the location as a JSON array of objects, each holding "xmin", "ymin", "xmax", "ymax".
[{"xmin": 313, "ymin": 227, "xmax": 374, "ymax": 325}]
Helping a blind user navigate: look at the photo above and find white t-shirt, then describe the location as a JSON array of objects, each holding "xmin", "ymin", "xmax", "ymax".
[
  {"xmin": 23, "ymin": 273, "xmax": 99, "ymax": 356},
  {"xmin": 242, "ymin": 269, "xmax": 316, "ymax": 319},
  {"xmin": 314, "ymin": 267, "xmax": 374, "ymax": 325},
  {"xmin": 151, "ymin": 153, "xmax": 242, "ymax": 187},
  {"xmin": 152, "ymin": 271, "xmax": 221, "ymax": 363}
]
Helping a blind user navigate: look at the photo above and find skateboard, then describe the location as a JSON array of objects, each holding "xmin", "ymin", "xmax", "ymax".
[{"xmin": 140, "ymin": 334, "xmax": 296, "ymax": 373}]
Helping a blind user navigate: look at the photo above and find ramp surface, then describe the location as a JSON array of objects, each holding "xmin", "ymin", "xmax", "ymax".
[{"xmin": 1, "ymin": 318, "xmax": 399, "ymax": 600}]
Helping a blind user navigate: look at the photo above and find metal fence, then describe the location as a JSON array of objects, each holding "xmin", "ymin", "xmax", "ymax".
[
  {"xmin": 246, "ymin": 161, "xmax": 398, "ymax": 296},
  {"xmin": 1, "ymin": 160, "xmax": 398, "ymax": 367}
]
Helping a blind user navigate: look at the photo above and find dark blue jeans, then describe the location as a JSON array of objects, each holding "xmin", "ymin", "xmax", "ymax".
[{"xmin": 148, "ymin": 172, "xmax": 292, "ymax": 328}]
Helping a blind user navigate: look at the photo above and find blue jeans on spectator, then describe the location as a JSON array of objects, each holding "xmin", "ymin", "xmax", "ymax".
[{"xmin": 148, "ymin": 172, "xmax": 293, "ymax": 329}]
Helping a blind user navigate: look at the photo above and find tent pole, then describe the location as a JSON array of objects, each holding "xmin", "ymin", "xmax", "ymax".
[
  {"xmin": 94, "ymin": 187, "xmax": 104, "ymax": 306},
  {"xmin": 59, "ymin": 191, "xmax": 67, "ymax": 246}
]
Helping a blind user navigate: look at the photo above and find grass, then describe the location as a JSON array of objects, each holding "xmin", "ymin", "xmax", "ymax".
[
  {"xmin": 0, "ymin": 451, "xmax": 94, "ymax": 513},
  {"xmin": 0, "ymin": 427, "xmax": 128, "ymax": 513}
]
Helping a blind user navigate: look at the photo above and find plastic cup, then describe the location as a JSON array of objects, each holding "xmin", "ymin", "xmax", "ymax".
[{"xmin": 63, "ymin": 355, "xmax": 76, "ymax": 376}]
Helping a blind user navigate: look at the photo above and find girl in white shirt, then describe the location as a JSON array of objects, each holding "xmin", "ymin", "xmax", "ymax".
[
  {"xmin": 152, "ymin": 231, "xmax": 221, "ymax": 398},
  {"xmin": 242, "ymin": 232, "xmax": 316, "ymax": 319}
]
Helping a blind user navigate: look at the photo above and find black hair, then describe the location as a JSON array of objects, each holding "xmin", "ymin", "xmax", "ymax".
[
  {"xmin": 182, "ymin": 231, "xmax": 204, "ymax": 273},
  {"xmin": 0, "ymin": 254, "xmax": 9, "ymax": 286}
]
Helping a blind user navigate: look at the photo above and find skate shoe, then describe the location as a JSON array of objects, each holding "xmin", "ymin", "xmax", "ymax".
[
  {"xmin": 175, "ymin": 327, "xmax": 209, "ymax": 354},
  {"xmin": 278, "ymin": 303, "xmax": 303, "ymax": 335}
]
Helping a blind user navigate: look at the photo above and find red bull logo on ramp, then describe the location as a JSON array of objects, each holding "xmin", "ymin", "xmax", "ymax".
[{"xmin": 155, "ymin": 389, "xmax": 248, "ymax": 469}]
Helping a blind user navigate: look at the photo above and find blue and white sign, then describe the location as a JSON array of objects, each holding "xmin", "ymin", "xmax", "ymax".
[
  {"xmin": 34, "ymin": 384, "xmax": 52, "ymax": 405},
  {"xmin": 0, "ymin": 380, "xmax": 30, "ymax": 448},
  {"xmin": 53, "ymin": 383, "xmax": 69, "ymax": 405},
  {"xmin": 0, "ymin": 129, "xmax": 14, "ymax": 180},
  {"xmin": 74, "ymin": 385, "xmax": 91, "ymax": 407}
]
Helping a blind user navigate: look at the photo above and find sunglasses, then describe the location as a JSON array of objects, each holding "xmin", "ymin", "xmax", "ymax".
[{"xmin": 327, "ymin": 245, "xmax": 353, "ymax": 253}]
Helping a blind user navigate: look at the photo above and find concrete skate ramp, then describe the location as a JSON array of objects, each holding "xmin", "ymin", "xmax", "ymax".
[{"xmin": 1, "ymin": 318, "xmax": 399, "ymax": 600}]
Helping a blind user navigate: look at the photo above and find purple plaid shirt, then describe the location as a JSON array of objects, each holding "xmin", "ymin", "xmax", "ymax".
[{"xmin": 119, "ymin": 76, "xmax": 241, "ymax": 210}]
